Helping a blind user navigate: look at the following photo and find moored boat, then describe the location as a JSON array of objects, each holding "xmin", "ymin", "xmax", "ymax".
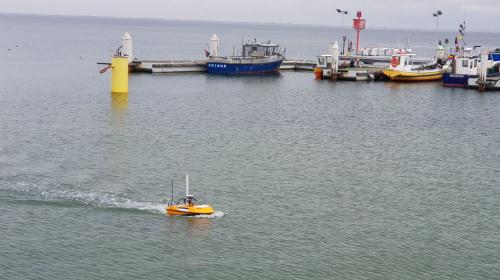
[
  {"xmin": 382, "ymin": 53, "xmax": 448, "ymax": 82},
  {"xmin": 466, "ymin": 59, "xmax": 500, "ymax": 90},
  {"xmin": 442, "ymin": 22, "xmax": 486, "ymax": 88},
  {"xmin": 442, "ymin": 47, "xmax": 480, "ymax": 88},
  {"xmin": 442, "ymin": 48, "xmax": 500, "ymax": 89},
  {"xmin": 207, "ymin": 40, "xmax": 285, "ymax": 75}
]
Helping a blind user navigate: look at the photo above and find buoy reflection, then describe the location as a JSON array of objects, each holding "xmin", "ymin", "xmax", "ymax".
[{"xmin": 111, "ymin": 92, "xmax": 128, "ymax": 110}]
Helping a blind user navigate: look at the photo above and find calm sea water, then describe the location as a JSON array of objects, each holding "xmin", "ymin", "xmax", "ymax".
[{"xmin": 0, "ymin": 14, "xmax": 499, "ymax": 280}]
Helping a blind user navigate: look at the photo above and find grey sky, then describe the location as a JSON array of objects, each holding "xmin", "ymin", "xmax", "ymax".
[{"xmin": 1, "ymin": 0, "xmax": 499, "ymax": 32}]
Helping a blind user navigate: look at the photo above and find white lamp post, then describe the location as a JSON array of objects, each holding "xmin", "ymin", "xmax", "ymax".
[{"xmin": 337, "ymin": 9, "xmax": 348, "ymax": 55}]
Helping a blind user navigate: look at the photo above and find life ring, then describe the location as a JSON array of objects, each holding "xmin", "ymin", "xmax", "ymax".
[{"xmin": 390, "ymin": 56, "xmax": 400, "ymax": 67}]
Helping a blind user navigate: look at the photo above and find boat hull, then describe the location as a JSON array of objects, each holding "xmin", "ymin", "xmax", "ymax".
[
  {"xmin": 166, "ymin": 204, "xmax": 215, "ymax": 216},
  {"xmin": 467, "ymin": 77, "xmax": 500, "ymax": 90},
  {"xmin": 383, "ymin": 69, "xmax": 444, "ymax": 82},
  {"xmin": 207, "ymin": 58, "xmax": 283, "ymax": 75},
  {"xmin": 443, "ymin": 73, "xmax": 472, "ymax": 88}
]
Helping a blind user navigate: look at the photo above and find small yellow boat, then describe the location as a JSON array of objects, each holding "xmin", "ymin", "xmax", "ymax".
[
  {"xmin": 383, "ymin": 53, "xmax": 448, "ymax": 82},
  {"xmin": 166, "ymin": 174, "xmax": 215, "ymax": 216},
  {"xmin": 382, "ymin": 69, "xmax": 445, "ymax": 82},
  {"xmin": 167, "ymin": 201, "xmax": 215, "ymax": 216}
]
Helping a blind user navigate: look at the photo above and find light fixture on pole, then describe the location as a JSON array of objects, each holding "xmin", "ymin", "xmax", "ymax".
[
  {"xmin": 336, "ymin": 9, "xmax": 348, "ymax": 55},
  {"xmin": 433, "ymin": 10, "xmax": 443, "ymax": 46}
]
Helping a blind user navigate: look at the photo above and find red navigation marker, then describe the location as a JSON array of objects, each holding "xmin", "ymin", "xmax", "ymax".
[{"xmin": 352, "ymin": 11, "xmax": 366, "ymax": 55}]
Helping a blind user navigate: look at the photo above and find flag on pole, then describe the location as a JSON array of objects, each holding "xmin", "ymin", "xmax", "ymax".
[{"xmin": 99, "ymin": 64, "xmax": 111, "ymax": 74}]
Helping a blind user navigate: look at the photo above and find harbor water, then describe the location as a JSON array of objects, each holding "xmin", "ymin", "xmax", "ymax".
[{"xmin": 0, "ymin": 14, "xmax": 499, "ymax": 279}]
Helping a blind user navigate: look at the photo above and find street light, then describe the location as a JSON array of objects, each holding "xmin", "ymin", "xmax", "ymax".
[
  {"xmin": 433, "ymin": 10, "xmax": 443, "ymax": 46},
  {"xmin": 337, "ymin": 9, "xmax": 348, "ymax": 54}
]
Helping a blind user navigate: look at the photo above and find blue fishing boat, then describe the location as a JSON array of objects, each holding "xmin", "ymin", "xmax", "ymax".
[
  {"xmin": 442, "ymin": 22, "xmax": 500, "ymax": 88},
  {"xmin": 443, "ymin": 47, "xmax": 480, "ymax": 88},
  {"xmin": 443, "ymin": 48, "xmax": 500, "ymax": 88},
  {"xmin": 207, "ymin": 41, "xmax": 284, "ymax": 74}
]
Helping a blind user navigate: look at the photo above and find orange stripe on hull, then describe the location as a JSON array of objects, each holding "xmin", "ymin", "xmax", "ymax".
[
  {"xmin": 167, "ymin": 209, "xmax": 195, "ymax": 216},
  {"xmin": 390, "ymin": 74, "xmax": 443, "ymax": 82}
]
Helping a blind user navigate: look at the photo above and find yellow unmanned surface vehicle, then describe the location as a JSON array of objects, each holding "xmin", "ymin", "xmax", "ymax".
[{"xmin": 166, "ymin": 174, "xmax": 215, "ymax": 216}]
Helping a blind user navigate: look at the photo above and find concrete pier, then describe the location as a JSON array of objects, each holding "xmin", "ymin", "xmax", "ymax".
[
  {"xmin": 131, "ymin": 60, "xmax": 208, "ymax": 73},
  {"xmin": 104, "ymin": 32, "xmax": 433, "ymax": 76},
  {"xmin": 125, "ymin": 59, "xmax": 385, "ymax": 81},
  {"xmin": 129, "ymin": 59, "xmax": 317, "ymax": 73},
  {"xmin": 126, "ymin": 55, "xmax": 432, "ymax": 74}
]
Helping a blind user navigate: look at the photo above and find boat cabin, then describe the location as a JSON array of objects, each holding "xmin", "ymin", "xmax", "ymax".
[
  {"xmin": 450, "ymin": 48, "xmax": 480, "ymax": 75},
  {"xmin": 389, "ymin": 53, "xmax": 416, "ymax": 71},
  {"xmin": 316, "ymin": 54, "xmax": 334, "ymax": 69},
  {"xmin": 242, "ymin": 43, "xmax": 281, "ymax": 57},
  {"xmin": 452, "ymin": 56, "xmax": 479, "ymax": 75}
]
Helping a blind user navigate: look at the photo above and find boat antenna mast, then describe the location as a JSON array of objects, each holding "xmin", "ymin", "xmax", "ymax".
[
  {"xmin": 167, "ymin": 179, "xmax": 174, "ymax": 207},
  {"xmin": 460, "ymin": 21, "xmax": 466, "ymax": 55},
  {"xmin": 185, "ymin": 174, "xmax": 194, "ymax": 206}
]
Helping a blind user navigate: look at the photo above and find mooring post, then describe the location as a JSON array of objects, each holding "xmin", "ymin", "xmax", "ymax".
[
  {"xmin": 329, "ymin": 41, "xmax": 340, "ymax": 80},
  {"xmin": 478, "ymin": 50, "xmax": 489, "ymax": 92}
]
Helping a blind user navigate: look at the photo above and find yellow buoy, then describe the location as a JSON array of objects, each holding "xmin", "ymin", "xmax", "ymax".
[{"xmin": 111, "ymin": 56, "xmax": 128, "ymax": 93}]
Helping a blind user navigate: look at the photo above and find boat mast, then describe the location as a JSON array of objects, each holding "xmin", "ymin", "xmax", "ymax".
[{"xmin": 186, "ymin": 174, "xmax": 189, "ymax": 196}]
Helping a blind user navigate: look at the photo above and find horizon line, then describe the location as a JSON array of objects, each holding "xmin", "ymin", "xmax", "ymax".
[{"xmin": 1, "ymin": 11, "xmax": 499, "ymax": 34}]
